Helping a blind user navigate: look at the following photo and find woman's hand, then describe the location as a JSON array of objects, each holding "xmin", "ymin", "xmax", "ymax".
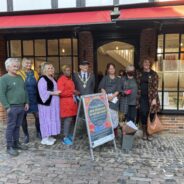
[
  {"xmin": 151, "ymin": 98, "xmax": 157, "ymax": 106},
  {"xmin": 108, "ymin": 95, "xmax": 113, "ymax": 101},
  {"xmin": 74, "ymin": 90, "xmax": 80, "ymax": 96},
  {"xmin": 50, "ymin": 90, "xmax": 61, "ymax": 96}
]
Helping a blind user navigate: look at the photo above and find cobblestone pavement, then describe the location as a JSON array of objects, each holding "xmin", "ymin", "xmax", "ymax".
[{"xmin": 0, "ymin": 125, "xmax": 183, "ymax": 184}]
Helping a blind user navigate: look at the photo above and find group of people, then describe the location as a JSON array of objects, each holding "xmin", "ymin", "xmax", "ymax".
[{"xmin": 0, "ymin": 57, "xmax": 160, "ymax": 157}]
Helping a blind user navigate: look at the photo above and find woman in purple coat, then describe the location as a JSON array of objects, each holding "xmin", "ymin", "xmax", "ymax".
[{"xmin": 37, "ymin": 63, "xmax": 61, "ymax": 145}]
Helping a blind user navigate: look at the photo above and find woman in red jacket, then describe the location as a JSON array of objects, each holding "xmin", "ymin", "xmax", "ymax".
[{"xmin": 57, "ymin": 65, "xmax": 78, "ymax": 145}]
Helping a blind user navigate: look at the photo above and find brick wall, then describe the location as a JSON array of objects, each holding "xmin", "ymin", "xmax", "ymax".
[
  {"xmin": 78, "ymin": 31, "xmax": 94, "ymax": 71},
  {"xmin": 159, "ymin": 115, "xmax": 184, "ymax": 134},
  {"xmin": 140, "ymin": 28, "xmax": 157, "ymax": 65},
  {"xmin": 0, "ymin": 37, "xmax": 7, "ymax": 124}
]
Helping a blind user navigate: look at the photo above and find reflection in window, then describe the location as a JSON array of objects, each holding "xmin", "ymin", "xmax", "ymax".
[
  {"xmin": 59, "ymin": 39, "xmax": 71, "ymax": 56},
  {"xmin": 163, "ymin": 92, "xmax": 177, "ymax": 110},
  {"xmin": 156, "ymin": 33, "xmax": 184, "ymax": 111},
  {"xmin": 7, "ymin": 38, "xmax": 78, "ymax": 78},
  {"xmin": 10, "ymin": 40, "xmax": 21, "ymax": 57},
  {"xmin": 35, "ymin": 40, "xmax": 46, "ymax": 56},
  {"xmin": 48, "ymin": 40, "xmax": 58, "ymax": 56},
  {"xmin": 23, "ymin": 40, "xmax": 33, "ymax": 56},
  {"xmin": 165, "ymin": 34, "xmax": 179, "ymax": 53}
]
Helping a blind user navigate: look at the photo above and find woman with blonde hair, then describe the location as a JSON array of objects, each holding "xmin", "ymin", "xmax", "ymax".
[
  {"xmin": 57, "ymin": 65, "xmax": 78, "ymax": 145},
  {"xmin": 37, "ymin": 63, "xmax": 61, "ymax": 145},
  {"xmin": 18, "ymin": 58, "xmax": 41, "ymax": 143}
]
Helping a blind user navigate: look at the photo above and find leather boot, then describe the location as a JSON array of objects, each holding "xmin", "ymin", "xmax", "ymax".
[{"xmin": 142, "ymin": 124, "xmax": 147, "ymax": 140}]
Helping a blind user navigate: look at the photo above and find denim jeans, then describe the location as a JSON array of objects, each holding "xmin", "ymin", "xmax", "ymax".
[{"xmin": 6, "ymin": 105, "xmax": 25, "ymax": 147}]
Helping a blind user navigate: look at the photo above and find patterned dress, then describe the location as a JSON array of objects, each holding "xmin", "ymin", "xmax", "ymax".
[{"xmin": 38, "ymin": 77, "xmax": 61, "ymax": 138}]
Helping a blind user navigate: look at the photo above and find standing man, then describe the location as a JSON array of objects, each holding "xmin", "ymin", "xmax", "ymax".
[
  {"xmin": 73, "ymin": 61, "xmax": 95, "ymax": 96},
  {"xmin": 0, "ymin": 58, "xmax": 29, "ymax": 156}
]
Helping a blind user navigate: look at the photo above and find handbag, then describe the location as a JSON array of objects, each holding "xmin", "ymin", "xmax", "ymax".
[{"xmin": 147, "ymin": 112, "xmax": 164, "ymax": 135}]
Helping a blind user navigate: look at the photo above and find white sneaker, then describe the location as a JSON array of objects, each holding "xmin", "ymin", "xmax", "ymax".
[
  {"xmin": 49, "ymin": 136, "xmax": 56, "ymax": 143},
  {"xmin": 41, "ymin": 137, "xmax": 54, "ymax": 145}
]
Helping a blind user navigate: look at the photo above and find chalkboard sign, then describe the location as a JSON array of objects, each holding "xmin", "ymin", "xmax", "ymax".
[{"xmin": 73, "ymin": 93, "xmax": 116, "ymax": 160}]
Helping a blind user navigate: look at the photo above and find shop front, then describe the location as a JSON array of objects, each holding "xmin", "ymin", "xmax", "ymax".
[{"xmin": 0, "ymin": 2, "xmax": 184, "ymax": 133}]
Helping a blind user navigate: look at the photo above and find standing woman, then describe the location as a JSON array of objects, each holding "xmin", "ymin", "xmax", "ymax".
[
  {"xmin": 98, "ymin": 63, "xmax": 120, "ymax": 137},
  {"xmin": 136, "ymin": 58, "xmax": 160, "ymax": 140},
  {"xmin": 37, "ymin": 63, "xmax": 61, "ymax": 145},
  {"xmin": 18, "ymin": 58, "xmax": 41, "ymax": 143},
  {"xmin": 57, "ymin": 65, "xmax": 78, "ymax": 145},
  {"xmin": 120, "ymin": 65, "xmax": 138, "ymax": 122}
]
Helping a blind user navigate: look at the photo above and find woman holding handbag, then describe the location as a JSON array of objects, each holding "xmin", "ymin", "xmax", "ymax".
[{"xmin": 136, "ymin": 58, "xmax": 160, "ymax": 141}]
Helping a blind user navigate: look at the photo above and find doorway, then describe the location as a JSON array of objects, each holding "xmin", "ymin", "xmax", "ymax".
[{"xmin": 97, "ymin": 41, "xmax": 135, "ymax": 75}]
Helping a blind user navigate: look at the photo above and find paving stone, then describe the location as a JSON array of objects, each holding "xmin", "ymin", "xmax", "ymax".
[{"xmin": 0, "ymin": 125, "xmax": 184, "ymax": 184}]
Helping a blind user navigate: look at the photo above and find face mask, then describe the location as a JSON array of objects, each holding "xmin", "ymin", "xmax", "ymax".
[{"xmin": 127, "ymin": 71, "xmax": 134, "ymax": 76}]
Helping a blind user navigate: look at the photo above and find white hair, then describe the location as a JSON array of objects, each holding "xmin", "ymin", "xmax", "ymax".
[
  {"xmin": 5, "ymin": 58, "xmax": 20, "ymax": 71},
  {"xmin": 22, "ymin": 58, "xmax": 32, "ymax": 68}
]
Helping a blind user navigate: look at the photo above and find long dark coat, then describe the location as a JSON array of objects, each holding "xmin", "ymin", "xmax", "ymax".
[{"xmin": 136, "ymin": 69, "xmax": 160, "ymax": 113}]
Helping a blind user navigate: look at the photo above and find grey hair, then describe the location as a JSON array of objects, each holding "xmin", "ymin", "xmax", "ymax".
[
  {"xmin": 126, "ymin": 64, "xmax": 135, "ymax": 72},
  {"xmin": 22, "ymin": 58, "xmax": 32, "ymax": 68},
  {"xmin": 5, "ymin": 58, "xmax": 20, "ymax": 71}
]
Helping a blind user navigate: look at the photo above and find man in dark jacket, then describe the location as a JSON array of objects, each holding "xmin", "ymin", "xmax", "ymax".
[{"xmin": 73, "ymin": 61, "xmax": 95, "ymax": 96}]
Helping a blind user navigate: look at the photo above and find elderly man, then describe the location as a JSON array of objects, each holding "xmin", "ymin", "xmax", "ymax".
[{"xmin": 0, "ymin": 58, "xmax": 29, "ymax": 156}]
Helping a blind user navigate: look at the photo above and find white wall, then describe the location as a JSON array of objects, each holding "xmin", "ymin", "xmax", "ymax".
[
  {"xmin": 86, "ymin": 0, "xmax": 113, "ymax": 7},
  {"xmin": 0, "ymin": 0, "xmax": 7, "ymax": 12},
  {"xmin": 58, "ymin": 0, "xmax": 76, "ymax": 8},
  {"xmin": 119, "ymin": 0, "xmax": 149, "ymax": 4},
  {"xmin": 13, "ymin": 0, "xmax": 51, "ymax": 11}
]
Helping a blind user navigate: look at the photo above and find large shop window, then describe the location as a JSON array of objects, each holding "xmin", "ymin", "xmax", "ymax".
[
  {"xmin": 154, "ymin": 33, "xmax": 184, "ymax": 111},
  {"xmin": 7, "ymin": 38, "xmax": 78, "ymax": 78}
]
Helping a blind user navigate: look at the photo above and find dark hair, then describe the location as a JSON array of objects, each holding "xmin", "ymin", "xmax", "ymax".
[
  {"xmin": 141, "ymin": 57, "xmax": 153, "ymax": 69},
  {"xmin": 105, "ymin": 63, "xmax": 116, "ymax": 75}
]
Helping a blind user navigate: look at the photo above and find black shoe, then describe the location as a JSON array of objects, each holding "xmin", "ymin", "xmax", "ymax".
[
  {"xmin": 13, "ymin": 142, "xmax": 28, "ymax": 150},
  {"xmin": 24, "ymin": 135, "xmax": 29, "ymax": 144},
  {"xmin": 7, "ymin": 147, "xmax": 19, "ymax": 156}
]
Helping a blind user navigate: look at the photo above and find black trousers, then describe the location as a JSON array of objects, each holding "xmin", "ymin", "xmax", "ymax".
[
  {"xmin": 139, "ymin": 97, "xmax": 154, "ymax": 125},
  {"xmin": 126, "ymin": 105, "xmax": 137, "ymax": 122},
  {"xmin": 22, "ymin": 112, "xmax": 40, "ymax": 136}
]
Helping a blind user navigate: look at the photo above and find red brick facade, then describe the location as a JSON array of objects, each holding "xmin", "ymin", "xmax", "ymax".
[
  {"xmin": 0, "ymin": 37, "xmax": 7, "ymax": 124},
  {"xmin": 78, "ymin": 31, "xmax": 94, "ymax": 71}
]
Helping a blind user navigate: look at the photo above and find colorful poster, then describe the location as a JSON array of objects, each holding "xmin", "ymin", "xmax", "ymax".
[{"xmin": 82, "ymin": 93, "xmax": 114, "ymax": 148}]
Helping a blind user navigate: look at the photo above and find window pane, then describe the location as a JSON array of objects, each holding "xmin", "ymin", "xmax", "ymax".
[
  {"xmin": 59, "ymin": 39, "xmax": 71, "ymax": 55},
  {"xmin": 23, "ymin": 40, "xmax": 33, "ymax": 56},
  {"xmin": 154, "ymin": 54, "xmax": 163, "ymax": 71},
  {"xmin": 165, "ymin": 34, "xmax": 179, "ymax": 53},
  {"xmin": 163, "ymin": 92, "xmax": 177, "ymax": 110},
  {"xmin": 179, "ymin": 73, "xmax": 184, "ymax": 91},
  {"xmin": 163, "ymin": 57, "xmax": 178, "ymax": 71},
  {"xmin": 60, "ymin": 57, "xmax": 72, "ymax": 70},
  {"xmin": 158, "ymin": 92, "xmax": 162, "ymax": 107},
  {"xmin": 164, "ymin": 72, "xmax": 178, "ymax": 91},
  {"xmin": 10, "ymin": 40, "xmax": 21, "ymax": 57},
  {"xmin": 180, "ymin": 54, "xmax": 184, "ymax": 61},
  {"xmin": 48, "ymin": 40, "xmax": 58, "ymax": 55},
  {"xmin": 158, "ymin": 72, "xmax": 162, "ymax": 90},
  {"xmin": 181, "ymin": 34, "xmax": 184, "ymax": 52},
  {"xmin": 179, "ymin": 60, "xmax": 184, "ymax": 72},
  {"xmin": 73, "ymin": 39, "xmax": 78, "ymax": 55},
  {"xmin": 179, "ymin": 92, "xmax": 184, "ymax": 110},
  {"xmin": 47, "ymin": 57, "xmax": 59, "ymax": 76},
  {"xmin": 35, "ymin": 40, "xmax": 46, "ymax": 56},
  {"xmin": 35, "ymin": 57, "xmax": 46, "ymax": 75},
  {"xmin": 73, "ymin": 57, "xmax": 78, "ymax": 72},
  {"xmin": 157, "ymin": 35, "xmax": 163, "ymax": 53}
]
